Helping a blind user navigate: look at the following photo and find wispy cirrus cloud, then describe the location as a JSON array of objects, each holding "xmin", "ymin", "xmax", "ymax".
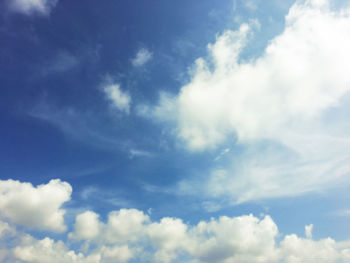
[{"xmin": 7, "ymin": 0, "xmax": 58, "ymax": 16}]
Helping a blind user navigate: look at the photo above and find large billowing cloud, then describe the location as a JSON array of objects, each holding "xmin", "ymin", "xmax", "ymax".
[
  {"xmin": 145, "ymin": 0, "xmax": 350, "ymax": 203},
  {"xmin": 8, "ymin": 0, "xmax": 58, "ymax": 16},
  {"xmin": 0, "ymin": 179, "xmax": 71, "ymax": 232},
  {"xmin": 157, "ymin": 0, "xmax": 350, "ymax": 150}
]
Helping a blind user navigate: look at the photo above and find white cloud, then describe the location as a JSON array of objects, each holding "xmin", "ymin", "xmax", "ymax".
[
  {"xmin": 69, "ymin": 211, "xmax": 101, "ymax": 241},
  {"xmin": 98, "ymin": 245, "xmax": 133, "ymax": 263},
  {"xmin": 69, "ymin": 209, "xmax": 150, "ymax": 243},
  {"xmin": 8, "ymin": 0, "xmax": 58, "ymax": 16},
  {"xmin": 13, "ymin": 236, "xmax": 100, "ymax": 263},
  {"xmin": 281, "ymin": 234, "xmax": 344, "ymax": 263},
  {"xmin": 131, "ymin": 48, "xmax": 153, "ymax": 67},
  {"xmin": 159, "ymin": 1, "xmax": 350, "ymax": 150},
  {"xmin": 103, "ymin": 84, "xmax": 131, "ymax": 114},
  {"xmin": 214, "ymin": 148, "xmax": 230, "ymax": 161},
  {"xmin": 2, "ymin": 207, "xmax": 350, "ymax": 263},
  {"xmin": 187, "ymin": 214, "xmax": 280, "ymax": 263},
  {"xmin": 243, "ymin": 0, "xmax": 258, "ymax": 11},
  {"xmin": 104, "ymin": 209, "xmax": 150, "ymax": 244},
  {"xmin": 128, "ymin": 149, "xmax": 153, "ymax": 159},
  {"xmin": 305, "ymin": 224, "xmax": 314, "ymax": 239},
  {"xmin": 0, "ymin": 179, "xmax": 71, "ymax": 232},
  {"xmin": 147, "ymin": 0, "xmax": 350, "ymax": 203},
  {"xmin": 45, "ymin": 51, "xmax": 79, "ymax": 74},
  {"xmin": 146, "ymin": 217, "xmax": 188, "ymax": 263}
]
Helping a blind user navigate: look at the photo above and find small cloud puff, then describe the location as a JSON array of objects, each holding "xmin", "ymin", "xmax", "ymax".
[
  {"xmin": 103, "ymin": 83, "xmax": 131, "ymax": 114},
  {"xmin": 131, "ymin": 48, "xmax": 153, "ymax": 67}
]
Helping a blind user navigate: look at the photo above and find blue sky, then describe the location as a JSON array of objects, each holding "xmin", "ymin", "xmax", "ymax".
[{"xmin": 2, "ymin": 0, "xmax": 350, "ymax": 262}]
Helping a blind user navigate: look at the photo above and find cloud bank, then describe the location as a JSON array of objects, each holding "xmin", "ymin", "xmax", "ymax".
[{"xmin": 1, "ymin": 179, "xmax": 350, "ymax": 263}]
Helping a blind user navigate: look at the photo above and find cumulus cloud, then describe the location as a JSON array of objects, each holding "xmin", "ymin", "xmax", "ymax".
[
  {"xmin": 0, "ymin": 179, "xmax": 71, "ymax": 232},
  {"xmin": 66, "ymin": 209, "xmax": 350, "ymax": 263},
  {"xmin": 13, "ymin": 236, "xmax": 100, "ymax": 263},
  {"xmin": 8, "ymin": 0, "xmax": 58, "ymax": 16},
  {"xmin": 103, "ymin": 83, "xmax": 131, "ymax": 113},
  {"xmin": 131, "ymin": 48, "xmax": 153, "ymax": 67},
  {"xmin": 12, "ymin": 236, "xmax": 131, "ymax": 263},
  {"xmin": 188, "ymin": 214, "xmax": 280, "ymax": 263},
  {"xmin": 104, "ymin": 209, "xmax": 150, "ymax": 244},
  {"xmin": 69, "ymin": 211, "xmax": 101, "ymax": 241},
  {"xmin": 146, "ymin": 0, "xmax": 350, "ymax": 203},
  {"xmin": 146, "ymin": 217, "xmax": 188, "ymax": 263},
  {"xmin": 281, "ymin": 234, "xmax": 346, "ymax": 263},
  {"xmin": 69, "ymin": 209, "xmax": 150, "ymax": 244},
  {"xmin": 2, "ymin": 208, "xmax": 350, "ymax": 263}
]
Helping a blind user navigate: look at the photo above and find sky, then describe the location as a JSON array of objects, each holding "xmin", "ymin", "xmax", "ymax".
[{"xmin": 2, "ymin": 0, "xmax": 350, "ymax": 262}]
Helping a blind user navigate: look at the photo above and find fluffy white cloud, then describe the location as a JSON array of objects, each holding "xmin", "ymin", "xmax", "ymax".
[
  {"xmin": 68, "ymin": 209, "xmax": 151, "ymax": 245},
  {"xmin": 13, "ymin": 236, "xmax": 100, "ymax": 263},
  {"xmin": 2, "ymin": 208, "xmax": 350, "ymax": 263},
  {"xmin": 131, "ymin": 48, "xmax": 153, "ymax": 67},
  {"xmin": 147, "ymin": 217, "xmax": 189, "ymax": 263},
  {"xmin": 0, "ymin": 179, "xmax": 71, "ymax": 232},
  {"xmin": 8, "ymin": 0, "xmax": 58, "ymax": 15},
  {"xmin": 0, "ymin": 218, "xmax": 133, "ymax": 263},
  {"xmin": 69, "ymin": 211, "xmax": 101, "ymax": 240},
  {"xmin": 68, "ymin": 208, "xmax": 350, "ymax": 263},
  {"xmin": 73, "ymin": 210, "xmax": 279, "ymax": 263},
  {"xmin": 146, "ymin": 0, "xmax": 350, "ymax": 203},
  {"xmin": 281, "ymin": 234, "xmax": 350, "ymax": 263},
  {"xmin": 188, "ymin": 214, "xmax": 280, "ymax": 263},
  {"xmin": 12, "ymin": 238, "xmax": 132, "ymax": 263},
  {"xmin": 103, "ymin": 84, "xmax": 131, "ymax": 114},
  {"xmin": 104, "ymin": 209, "xmax": 150, "ymax": 244},
  {"xmin": 98, "ymin": 245, "xmax": 133, "ymax": 263}
]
